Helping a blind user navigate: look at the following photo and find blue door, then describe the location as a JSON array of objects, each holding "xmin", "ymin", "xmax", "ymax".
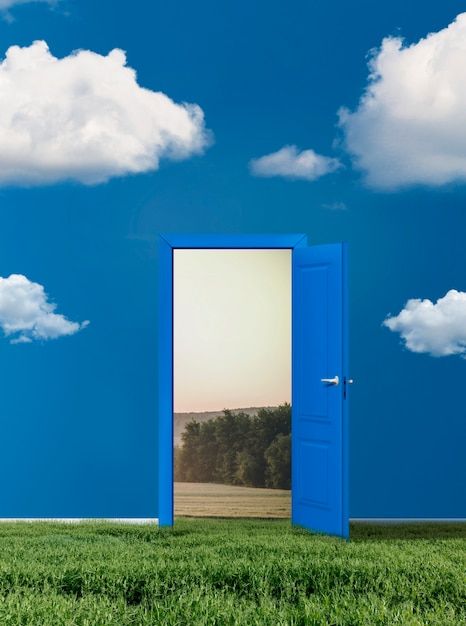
[{"xmin": 292, "ymin": 243, "xmax": 349, "ymax": 538}]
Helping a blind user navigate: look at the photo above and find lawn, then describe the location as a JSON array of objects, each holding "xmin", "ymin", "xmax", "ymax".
[{"xmin": 0, "ymin": 519, "xmax": 464, "ymax": 625}]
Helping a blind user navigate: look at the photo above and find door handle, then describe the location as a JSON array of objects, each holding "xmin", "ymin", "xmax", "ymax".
[{"xmin": 321, "ymin": 375, "xmax": 339, "ymax": 386}]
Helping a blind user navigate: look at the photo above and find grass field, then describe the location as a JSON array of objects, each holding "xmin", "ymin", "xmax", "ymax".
[
  {"xmin": 174, "ymin": 481, "xmax": 291, "ymax": 517},
  {"xmin": 0, "ymin": 519, "xmax": 464, "ymax": 625}
]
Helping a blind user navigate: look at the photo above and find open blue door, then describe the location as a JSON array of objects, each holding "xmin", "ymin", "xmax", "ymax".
[{"xmin": 292, "ymin": 243, "xmax": 349, "ymax": 538}]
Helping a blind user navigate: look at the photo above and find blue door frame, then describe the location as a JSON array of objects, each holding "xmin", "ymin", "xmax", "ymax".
[{"xmin": 157, "ymin": 233, "xmax": 348, "ymax": 535}]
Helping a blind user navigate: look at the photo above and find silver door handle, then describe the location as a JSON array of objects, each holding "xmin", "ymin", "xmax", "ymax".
[{"xmin": 321, "ymin": 375, "xmax": 339, "ymax": 386}]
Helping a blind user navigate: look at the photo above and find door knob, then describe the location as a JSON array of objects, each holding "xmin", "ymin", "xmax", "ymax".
[{"xmin": 321, "ymin": 375, "xmax": 339, "ymax": 386}]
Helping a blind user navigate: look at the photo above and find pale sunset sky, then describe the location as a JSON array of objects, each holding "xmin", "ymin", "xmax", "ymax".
[{"xmin": 174, "ymin": 249, "xmax": 291, "ymax": 412}]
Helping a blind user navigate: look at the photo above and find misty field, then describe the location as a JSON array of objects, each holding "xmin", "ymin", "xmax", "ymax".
[
  {"xmin": 175, "ymin": 481, "xmax": 290, "ymax": 517},
  {"xmin": 0, "ymin": 519, "xmax": 464, "ymax": 625}
]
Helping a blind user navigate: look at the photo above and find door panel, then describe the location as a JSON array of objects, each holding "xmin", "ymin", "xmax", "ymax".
[{"xmin": 292, "ymin": 243, "xmax": 348, "ymax": 538}]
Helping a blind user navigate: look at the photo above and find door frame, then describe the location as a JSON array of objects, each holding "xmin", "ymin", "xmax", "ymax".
[{"xmin": 158, "ymin": 233, "xmax": 312, "ymax": 526}]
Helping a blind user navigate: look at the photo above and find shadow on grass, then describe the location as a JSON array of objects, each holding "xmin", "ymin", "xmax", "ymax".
[
  {"xmin": 175, "ymin": 517, "xmax": 466, "ymax": 541},
  {"xmin": 350, "ymin": 521, "xmax": 466, "ymax": 541}
]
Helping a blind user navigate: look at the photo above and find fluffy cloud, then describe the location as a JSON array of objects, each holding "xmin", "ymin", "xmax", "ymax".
[
  {"xmin": 0, "ymin": 274, "xmax": 89, "ymax": 344},
  {"xmin": 339, "ymin": 13, "xmax": 466, "ymax": 190},
  {"xmin": 250, "ymin": 145, "xmax": 341, "ymax": 181},
  {"xmin": 384, "ymin": 290, "xmax": 466, "ymax": 357},
  {"xmin": 0, "ymin": 41, "xmax": 210, "ymax": 185}
]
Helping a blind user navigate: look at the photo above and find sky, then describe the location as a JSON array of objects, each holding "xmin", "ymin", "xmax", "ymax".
[
  {"xmin": 174, "ymin": 250, "xmax": 291, "ymax": 412},
  {"xmin": 0, "ymin": 0, "xmax": 465, "ymax": 517}
]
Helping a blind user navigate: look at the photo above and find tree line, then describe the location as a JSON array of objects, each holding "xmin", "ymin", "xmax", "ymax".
[{"xmin": 174, "ymin": 404, "xmax": 290, "ymax": 489}]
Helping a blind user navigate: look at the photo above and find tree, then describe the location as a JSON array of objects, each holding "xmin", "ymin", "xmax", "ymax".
[
  {"xmin": 235, "ymin": 449, "xmax": 262, "ymax": 487},
  {"xmin": 174, "ymin": 404, "xmax": 291, "ymax": 489},
  {"xmin": 264, "ymin": 433, "xmax": 291, "ymax": 489},
  {"xmin": 176, "ymin": 420, "xmax": 201, "ymax": 481}
]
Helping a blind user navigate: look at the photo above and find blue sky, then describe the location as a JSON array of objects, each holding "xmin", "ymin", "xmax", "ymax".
[{"xmin": 0, "ymin": 0, "xmax": 465, "ymax": 517}]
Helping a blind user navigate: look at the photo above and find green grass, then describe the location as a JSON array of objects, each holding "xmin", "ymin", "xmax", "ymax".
[{"xmin": 0, "ymin": 519, "xmax": 464, "ymax": 625}]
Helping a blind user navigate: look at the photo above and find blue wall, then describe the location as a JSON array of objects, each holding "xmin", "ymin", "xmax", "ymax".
[
  {"xmin": 0, "ymin": 217, "xmax": 464, "ymax": 519},
  {"xmin": 0, "ymin": 0, "xmax": 465, "ymax": 519}
]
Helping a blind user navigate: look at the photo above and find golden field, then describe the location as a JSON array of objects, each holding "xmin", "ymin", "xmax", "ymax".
[{"xmin": 174, "ymin": 481, "xmax": 290, "ymax": 518}]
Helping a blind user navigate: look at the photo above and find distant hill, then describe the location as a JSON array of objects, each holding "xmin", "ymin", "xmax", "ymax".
[{"xmin": 174, "ymin": 407, "xmax": 277, "ymax": 447}]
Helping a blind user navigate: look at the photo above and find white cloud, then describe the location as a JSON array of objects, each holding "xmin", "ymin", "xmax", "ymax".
[
  {"xmin": 0, "ymin": 274, "xmax": 89, "ymax": 344},
  {"xmin": 339, "ymin": 13, "xmax": 466, "ymax": 190},
  {"xmin": 322, "ymin": 201, "xmax": 347, "ymax": 211},
  {"xmin": 0, "ymin": 0, "xmax": 57, "ymax": 21},
  {"xmin": 0, "ymin": 41, "xmax": 210, "ymax": 185},
  {"xmin": 384, "ymin": 290, "xmax": 466, "ymax": 357},
  {"xmin": 0, "ymin": 0, "xmax": 54, "ymax": 8},
  {"xmin": 249, "ymin": 145, "xmax": 341, "ymax": 181}
]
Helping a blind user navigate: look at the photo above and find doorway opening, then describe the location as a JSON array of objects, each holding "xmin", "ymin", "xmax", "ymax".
[
  {"xmin": 158, "ymin": 234, "xmax": 348, "ymax": 538},
  {"xmin": 173, "ymin": 249, "xmax": 291, "ymax": 519}
]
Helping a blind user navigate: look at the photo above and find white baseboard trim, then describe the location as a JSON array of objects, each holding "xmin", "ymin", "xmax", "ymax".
[
  {"xmin": 350, "ymin": 518, "xmax": 466, "ymax": 523},
  {"xmin": 0, "ymin": 518, "xmax": 159, "ymax": 524}
]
